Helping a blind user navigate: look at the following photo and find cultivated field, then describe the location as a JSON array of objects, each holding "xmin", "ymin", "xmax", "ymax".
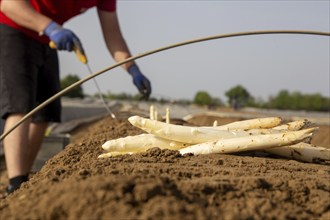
[{"xmin": 0, "ymin": 103, "xmax": 329, "ymax": 219}]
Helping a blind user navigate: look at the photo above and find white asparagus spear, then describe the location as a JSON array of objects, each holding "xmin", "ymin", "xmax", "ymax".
[
  {"xmin": 231, "ymin": 126, "xmax": 313, "ymax": 137},
  {"xmin": 228, "ymin": 120, "xmax": 312, "ymax": 135},
  {"xmin": 200, "ymin": 119, "xmax": 309, "ymax": 132},
  {"xmin": 154, "ymin": 110, "xmax": 158, "ymax": 121},
  {"xmin": 179, "ymin": 127, "xmax": 317, "ymax": 155},
  {"xmin": 149, "ymin": 105, "xmax": 154, "ymax": 120},
  {"xmin": 210, "ymin": 117, "xmax": 283, "ymax": 130},
  {"xmin": 224, "ymin": 119, "xmax": 313, "ymax": 139},
  {"xmin": 273, "ymin": 119, "xmax": 312, "ymax": 131},
  {"xmin": 201, "ymin": 119, "xmax": 310, "ymax": 136},
  {"xmin": 166, "ymin": 108, "xmax": 170, "ymax": 124},
  {"xmin": 128, "ymin": 115, "xmax": 263, "ymax": 144},
  {"xmin": 265, "ymin": 143, "xmax": 330, "ymax": 163},
  {"xmin": 102, "ymin": 133, "xmax": 189, "ymax": 152},
  {"xmin": 98, "ymin": 151, "xmax": 133, "ymax": 158}
]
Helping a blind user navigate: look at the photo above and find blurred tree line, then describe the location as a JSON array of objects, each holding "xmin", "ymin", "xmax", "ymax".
[
  {"xmin": 266, "ymin": 90, "xmax": 329, "ymax": 111},
  {"xmin": 61, "ymin": 74, "xmax": 329, "ymax": 112}
]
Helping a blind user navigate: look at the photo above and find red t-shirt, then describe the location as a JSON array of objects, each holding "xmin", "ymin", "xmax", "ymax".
[{"xmin": 0, "ymin": 0, "xmax": 116, "ymax": 43}]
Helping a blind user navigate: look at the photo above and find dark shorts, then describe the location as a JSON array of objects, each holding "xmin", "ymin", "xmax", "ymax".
[{"xmin": 0, "ymin": 24, "xmax": 61, "ymax": 122}]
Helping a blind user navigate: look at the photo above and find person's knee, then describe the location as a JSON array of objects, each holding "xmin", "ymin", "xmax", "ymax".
[{"xmin": 5, "ymin": 113, "xmax": 25, "ymax": 121}]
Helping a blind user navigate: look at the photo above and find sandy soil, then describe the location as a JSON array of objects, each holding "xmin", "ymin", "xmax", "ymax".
[{"xmin": 0, "ymin": 113, "xmax": 329, "ymax": 220}]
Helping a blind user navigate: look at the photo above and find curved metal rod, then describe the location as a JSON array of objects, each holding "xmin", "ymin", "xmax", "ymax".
[{"xmin": 1, "ymin": 30, "xmax": 329, "ymax": 141}]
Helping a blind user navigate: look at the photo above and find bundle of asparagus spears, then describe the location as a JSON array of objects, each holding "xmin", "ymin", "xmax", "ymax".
[{"xmin": 99, "ymin": 108, "xmax": 329, "ymax": 164}]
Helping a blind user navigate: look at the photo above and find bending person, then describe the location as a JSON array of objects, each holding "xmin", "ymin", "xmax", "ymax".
[{"xmin": 0, "ymin": 0, "xmax": 151, "ymax": 194}]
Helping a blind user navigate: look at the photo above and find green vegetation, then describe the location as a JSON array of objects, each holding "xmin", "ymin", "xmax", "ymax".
[
  {"xmin": 194, "ymin": 91, "xmax": 212, "ymax": 105},
  {"xmin": 225, "ymin": 85, "xmax": 251, "ymax": 110},
  {"xmin": 60, "ymin": 74, "xmax": 84, "ymax": 98},
  {"xmin": 60, "ymin": 75, "xmax": 329, "ymax": 112},
  {"xmin": 103, "ymin": 91, "xmax": 140, "ymax": 101},
  {"xmin": 222, "ymin": 86, "xmax": 329, "ymax": 112},
  {"xmin": 267, "ymin": 90, "xmax": 329, "ymax": 111},
  {"xmin": 193, "ymin": 91, "xmax": 223, "ymax": 107}
]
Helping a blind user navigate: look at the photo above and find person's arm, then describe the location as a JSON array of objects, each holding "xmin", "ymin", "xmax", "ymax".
[
  {"xmin": 98, "ymin": 9, "xmax": 151, "ymax": 99},
  {"xmin": 0, "ymin": 0, "xmax": 51, "ymax": 34},
  {"xmin": 1, "ymin": 0, "xmax": 83, "ymax": 51},
  {"xmin": 97, "ymin": 9, "xmax": 134, "ymax": 70}
]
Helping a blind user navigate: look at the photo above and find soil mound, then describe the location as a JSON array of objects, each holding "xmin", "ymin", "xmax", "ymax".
[{"xmin": 1, "ymin": 115, "xmax": 329, "ymax": 219}]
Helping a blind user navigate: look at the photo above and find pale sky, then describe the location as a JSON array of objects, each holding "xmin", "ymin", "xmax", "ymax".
[{"xmin": 58, "ymin": 0, "xmax": 330, "ymax": 102}]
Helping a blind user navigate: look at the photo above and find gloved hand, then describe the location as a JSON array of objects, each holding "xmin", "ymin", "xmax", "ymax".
[
  {"xmin": 44, "ymin": 21, "xmax": 83, "ymax": 52},
  {"xmin": 128, "ymin": 64, "xmax": 152, "ymax": 100}
]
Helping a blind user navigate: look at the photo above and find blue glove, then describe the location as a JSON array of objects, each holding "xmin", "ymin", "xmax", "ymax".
[
  {"xmin": 128, "ymin": 64, "xmax": 152, "ymax": 100},
  {"xmin": 44, "ymin": 21, "xmax": 82, "ymax": 52}
]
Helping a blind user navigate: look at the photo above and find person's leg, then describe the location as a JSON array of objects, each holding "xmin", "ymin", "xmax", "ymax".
[
  {"xmin": 0, "ymin": 25, "xmax": 44, "ymax": 193},
  {"xmin": 1, "ymin": 25, "xmax": 61, "ymax": 194},
  {"xmin": 24, "ymin": 41, "xmax": 61, "ymax": 173},
  {"xmin": 3, "ymin": 114, "xmax": 31, "ymax": 178},
  {"xmin": 25, "ymin": 122, "xmax": 48, "ymax": 172},
  {"xmin": 3, "ymin": 117, "xmax": 47, "ymax": 193},
  {"xmin": 3, "ymin": 115, "xmax": 31, "ymax": 193}
]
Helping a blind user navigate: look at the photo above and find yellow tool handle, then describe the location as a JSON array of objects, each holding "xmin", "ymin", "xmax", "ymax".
[{"xmin": 49, "ymin": 41, "xmax": 88, "ymax": 64}]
